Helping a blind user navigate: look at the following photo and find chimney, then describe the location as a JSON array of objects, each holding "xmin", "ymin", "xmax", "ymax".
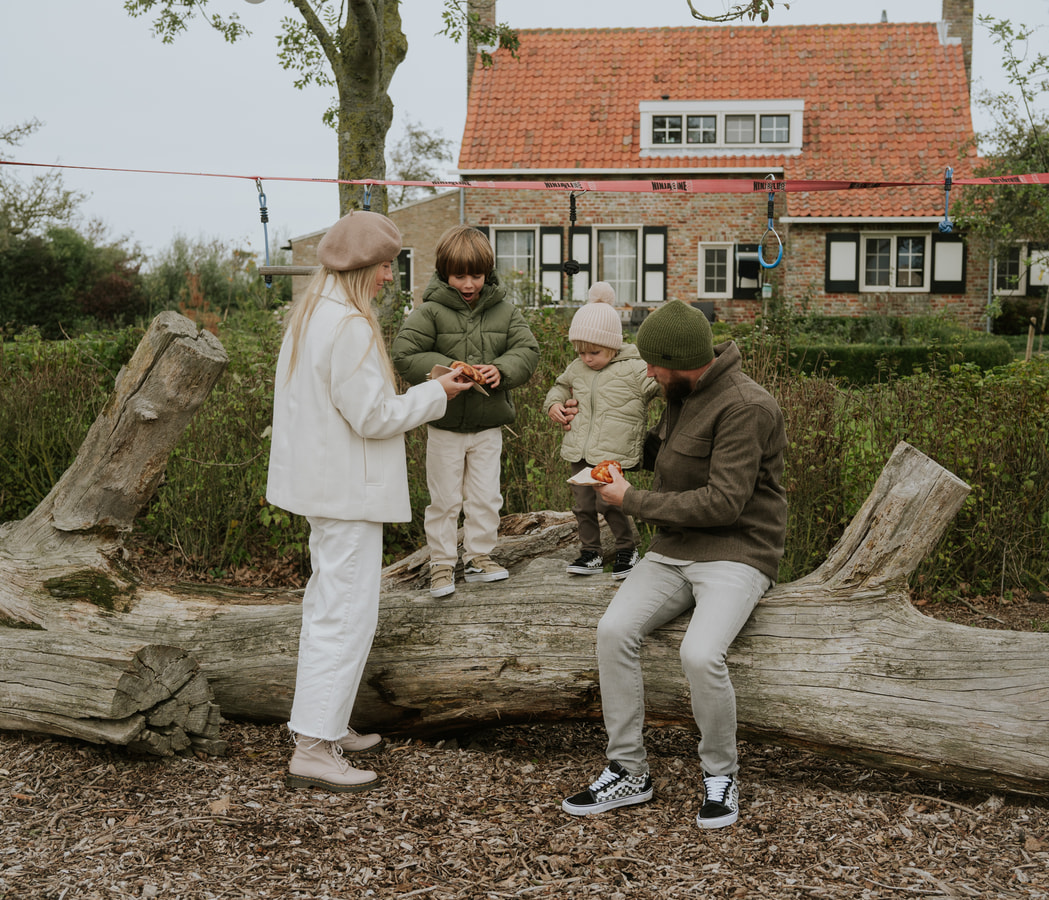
[
  {"xmin": 467, "ymin": 0, "xmax": 497, "ymax": 95},
  {"xmin": 941, "ymin": 0, "xmax": 973, "ymax": 85}
]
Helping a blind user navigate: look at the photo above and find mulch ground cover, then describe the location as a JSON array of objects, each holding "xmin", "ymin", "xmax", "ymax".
[{"xmin": 3, "ymin": 594, "xmax": 1047, "ymax": 899}]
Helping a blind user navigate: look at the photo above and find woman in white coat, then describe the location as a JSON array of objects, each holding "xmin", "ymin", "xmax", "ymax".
[{"xmin": 267, "ymin": 210, "xmax": 472, "ymax": 792}]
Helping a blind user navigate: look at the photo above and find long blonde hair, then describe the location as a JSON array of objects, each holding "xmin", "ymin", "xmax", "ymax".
[{"xmin": 282, "ymin": 264, "xmax": 395, "ymax": 384}]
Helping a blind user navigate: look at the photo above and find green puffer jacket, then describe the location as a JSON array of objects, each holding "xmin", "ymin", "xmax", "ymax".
[
  {"xmin": 391, "ymin": 273, "xmax": 540, "ymax": 433},
  {"xmin": 543, "ymin": 344, "xmax": 662, "ymax": 469}
]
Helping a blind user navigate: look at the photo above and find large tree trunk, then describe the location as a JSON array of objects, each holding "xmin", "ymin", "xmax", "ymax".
[{"xmin": 2, "ymin": 315, "xmax": 1048, "ymax": 797}]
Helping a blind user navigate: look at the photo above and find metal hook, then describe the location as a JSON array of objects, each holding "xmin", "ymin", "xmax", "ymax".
[{"xmin": 362, "ymin": 184, "xmax": 372, "ymax": 211}]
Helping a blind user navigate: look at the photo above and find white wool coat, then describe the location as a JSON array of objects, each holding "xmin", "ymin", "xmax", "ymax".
[{"xmin": 267, "ymin": 292, "xmax": 447, "ymax": 523}]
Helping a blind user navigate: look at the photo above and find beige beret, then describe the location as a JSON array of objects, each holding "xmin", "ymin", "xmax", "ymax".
[{"xmin": 317, "ymin": 210, "xmax": 402, "ymax": 271}]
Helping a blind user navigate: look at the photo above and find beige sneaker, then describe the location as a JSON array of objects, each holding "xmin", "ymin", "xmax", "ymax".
[
  {"xmin": 463, "ymin": 554, "xmax": 508, "ymax": 583},
  {"xmin": 285, "ymin": 736, "xmax": 380, "ymax": 793},
  {"xmin": 429, "ymin": 564, "xmax": 455, "ymax": 598},
  {"xmin": 336, "ymin": 726, "xmax": 383, "ymax": 755}
]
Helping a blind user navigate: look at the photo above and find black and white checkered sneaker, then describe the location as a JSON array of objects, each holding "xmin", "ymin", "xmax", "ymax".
[
  {"xmin": 562, "ymin": 761, "xmax": 653, "ymax": 815},
  {"xmin": 697, "ymin": 772, "xmax": 739, "ymax": 829}
]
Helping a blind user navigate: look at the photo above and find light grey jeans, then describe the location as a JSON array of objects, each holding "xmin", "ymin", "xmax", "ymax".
[{"xmin": 596, "ymin": 556, "xmax": 771, "ymax": 777}]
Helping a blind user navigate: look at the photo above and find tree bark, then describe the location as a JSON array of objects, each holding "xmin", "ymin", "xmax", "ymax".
[
  {"xmin": 2, "ymin": 316, "xmax": 1049, "ymax": 797},
  {"xmin": 0, "ymin": 311, "xmax": 229, "ymax": 755}
]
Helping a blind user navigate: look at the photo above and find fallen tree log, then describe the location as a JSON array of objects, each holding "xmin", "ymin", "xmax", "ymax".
[{"xmin": 2, "ymin": 314, "xmax": 1048, "ymax": 797}]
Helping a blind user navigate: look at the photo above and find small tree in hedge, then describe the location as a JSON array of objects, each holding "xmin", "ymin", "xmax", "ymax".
[{"xmin": 954, "ymin": 17, "xmax": 1049, "ymax": 337}]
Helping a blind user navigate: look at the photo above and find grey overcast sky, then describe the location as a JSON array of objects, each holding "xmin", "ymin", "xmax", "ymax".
[{"xmin": 2, "ymin": 0, "xmax": 1046, "ymax": 259}]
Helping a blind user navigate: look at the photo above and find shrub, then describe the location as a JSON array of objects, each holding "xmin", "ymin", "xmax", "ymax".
[
  {"xmin": 4, "ymin": 310, "xmax": 1047, "ymax": 599},
  {"xmin": 0, "ymin": 228, "xmax": 148, "ymax": 337},
  {"xmin": 0, "ymin": 326, "xmax": 141, "ymax": 521}
]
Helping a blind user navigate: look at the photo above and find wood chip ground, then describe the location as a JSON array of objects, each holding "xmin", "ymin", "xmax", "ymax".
[{"xmin": 3, "ymin": 595, "xmax": 1047, "ymax": 899}]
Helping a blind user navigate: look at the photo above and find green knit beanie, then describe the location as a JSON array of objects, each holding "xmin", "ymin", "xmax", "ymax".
[{"xmin": 636, "ymin": 300, "xmax": 714, "ymax": 370}]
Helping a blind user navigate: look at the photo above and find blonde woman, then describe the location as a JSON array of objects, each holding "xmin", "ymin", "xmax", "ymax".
[{"xmin": 267, "ymin": 210, "xmax": 472, "ymax": 792}]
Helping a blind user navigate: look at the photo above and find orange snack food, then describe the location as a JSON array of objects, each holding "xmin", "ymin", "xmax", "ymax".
[
  {"xmin": 590, "ymin": 460, "xmax": 623, "ymax": 483},
  {"xmin": 451, "ymin": 361, "xmax": 486, "ymax": 386}
]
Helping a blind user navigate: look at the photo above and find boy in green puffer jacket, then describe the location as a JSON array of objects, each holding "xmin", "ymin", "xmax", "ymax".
[
  {"xmin": 544, "ymin": 283, "xmax": 662, "ymax": 579},
  {"xmin": 391, "ymin": 225, "xmax": 540, "ymax": 599}
]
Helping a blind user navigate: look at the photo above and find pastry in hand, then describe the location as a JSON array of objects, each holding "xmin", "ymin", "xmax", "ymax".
[
  {"xmin": 590, "ymin": 460, "xmax": 623, "ymax": 483},
  {"xmin": 451, "ymin": 361, "xmax": 486, "ymax": 386}
]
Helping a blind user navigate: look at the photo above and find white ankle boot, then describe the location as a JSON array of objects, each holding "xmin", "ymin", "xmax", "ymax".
[
  {"xmin": 286, "ymin": 735, "xmax": 380, "ymax": 793},
  {"xmin": 336, "ymin": 726, "xmax": 383, "ymax": 755}
]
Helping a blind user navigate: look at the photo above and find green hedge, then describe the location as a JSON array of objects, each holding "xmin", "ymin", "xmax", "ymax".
[
  {"xmin": 3, "ymin": 313, "xmax": 1047, "ymax": 598},
  {"xmin": 787, "ymin": 337, "xmax": 1015, "ymax": 384}
]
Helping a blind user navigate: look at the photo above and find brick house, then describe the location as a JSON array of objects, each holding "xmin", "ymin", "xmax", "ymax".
[
  {"xmin": 294, "ymin": 1, "xmax": 1013, "ymax": 328},
  {"xmin": 452, "ymin": 0, "xmax": 991, "ymax": 326}
]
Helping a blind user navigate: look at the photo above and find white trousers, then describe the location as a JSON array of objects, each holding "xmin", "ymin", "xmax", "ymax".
[
  {"xmin": 424, "ymin": 425, "xmax": 503, "ymax": 567},
  {"xmin": 288, "ymin": 516, "xmax": 382, "ymax": 741}
]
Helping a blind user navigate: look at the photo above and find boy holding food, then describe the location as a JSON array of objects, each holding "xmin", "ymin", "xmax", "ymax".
[
  {"xmin": 391, "ymin": 225, "xmax": 539, "ymax": 599},
  {"xmin": 544, "ymin": 283, "xmax": 661, "ymax": 579}
]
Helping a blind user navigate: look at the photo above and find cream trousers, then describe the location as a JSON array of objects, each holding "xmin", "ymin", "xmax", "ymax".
[
  {"xmin": 288, "ymin": 517, "xmax": 382, "ymax": 741},
  {"xmin": 424, "ymin": 425, "xmax": 503, "ymax": 567}
]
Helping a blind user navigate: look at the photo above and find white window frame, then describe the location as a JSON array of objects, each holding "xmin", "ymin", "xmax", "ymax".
[
  {"xmin": 493, "ymin": 229, "xmax": 536, "ymax": 280},
  {"xmin": 759, "ymin": 114, "xmax": 791, "ymax": 143},
  {"xmin": 859, "ymin": 232, "xmax": 931, "ymax": 293},
  {"xmin": 698, "ymin": 242, "xmax": 734, "ymax": 299},
  {"xmin": 489, "ymin": 225, "xmax": 566, "ymax": 304},
  {"xmin": 640, "ymin": 99, "xmax": 804, "ymax": 157},
  {"xmin": 595, "ymin": 228, "xmax": 640, "ymax": 305},
  {"xmin": 994, "ymin": 242, "xmax": 1049, "ymax": 295}
]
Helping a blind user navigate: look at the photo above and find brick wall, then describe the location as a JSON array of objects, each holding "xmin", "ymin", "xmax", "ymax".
[
  {"xmin": 389, "ymin": 191, "xmax": 462, "ymax": 306},
  {"xmin": 291, "ymin": 181, "xmax": 991, "ymax": 330},
  {"xmin": 463, "ymin": 179, "xmax": 992, "ymax": 328},
  {"xmin": 289, "ymin": 191, "xmax": 462, "ymax": 307}
]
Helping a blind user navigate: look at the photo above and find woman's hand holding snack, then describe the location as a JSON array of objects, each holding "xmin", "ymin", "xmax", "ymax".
[{"xmin": 436, "ymin": 368, "xmax": 476, "ymax": 399}]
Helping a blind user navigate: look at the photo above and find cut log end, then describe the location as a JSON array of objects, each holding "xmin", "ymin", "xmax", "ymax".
[{"xmin": 117, "ymin": 645, "xmax": 226, "ymax": 757}]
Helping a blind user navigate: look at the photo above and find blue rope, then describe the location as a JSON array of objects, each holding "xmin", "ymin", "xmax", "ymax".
[
  {"xmin": 759, "ymin": 175, "xmax": 783, "ymax": 269},
  {"xmin": 256, "ymin": 178, "xmax": 272, "ymax": 288}
]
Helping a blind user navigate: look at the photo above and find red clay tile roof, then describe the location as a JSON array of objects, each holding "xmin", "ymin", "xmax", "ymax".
[{"xmin": 459, "ymin": 23, "xmax": 978, "ymax": 218}]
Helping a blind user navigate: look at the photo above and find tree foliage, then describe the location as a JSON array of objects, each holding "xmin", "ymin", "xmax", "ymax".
[
  {"xmin": 685, "ymin": 0, "xmax": 787, "ymax": 24},
  {"xmin": 123, "ymin": 1, "xmax": 516, "ymax": 217},
  {"xmin": 0, "ymin": 119, "xmax": 86, "ymax": 248},
  {"xmin": 955, "ymin": 17, "xmax": 1049, "ymax": 248},
  {"xmin": 386, "ymin": 119, "xmax": 455, "ymax": 208},
  {"xmin": 0, "ymin": 227, "xmax": 147, "ymax": 339},
  {"xmin": 953, "ymin": 17, "xmax": 1049, "ymax": 334}
]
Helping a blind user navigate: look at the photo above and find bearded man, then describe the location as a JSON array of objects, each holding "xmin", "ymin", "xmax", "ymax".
[{"xmin": 561, "ymin": 300, "xmax": 787, "ymax": 830}]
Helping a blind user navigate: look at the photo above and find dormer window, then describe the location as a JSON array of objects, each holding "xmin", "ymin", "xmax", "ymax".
[{"xmin": 640, "ymin": 100, "xmax": 804, "ymax": 157}]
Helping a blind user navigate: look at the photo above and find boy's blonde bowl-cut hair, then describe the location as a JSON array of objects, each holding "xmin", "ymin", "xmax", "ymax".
[{"xmin": 435, "ymin": 225, "xmax": 495, "ymax": 280}]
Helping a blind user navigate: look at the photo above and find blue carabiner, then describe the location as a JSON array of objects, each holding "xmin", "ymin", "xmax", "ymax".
[
  {"xmin": 939, "ymin": 166, "xmax": 954, "ymax": 233},
  {"xmin": 759, "ymin": 176, "xmax": 783, "ymax": 269},
  {"xmin": 362, "ymin": 184, "xmax": 372, "ymax": 211}
]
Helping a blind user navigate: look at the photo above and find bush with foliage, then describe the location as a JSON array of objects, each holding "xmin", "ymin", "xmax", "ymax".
[
  {"xmin": 141, "ymin": 233, "xmax": 292, "ymax": 322},
  {"xmin": 3, "ymin": 309, "xmax": 1047, "ymax": 601},
  {"xmin": 0, "ymin": 227, "xmax": 148, "ymax": 338}
]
